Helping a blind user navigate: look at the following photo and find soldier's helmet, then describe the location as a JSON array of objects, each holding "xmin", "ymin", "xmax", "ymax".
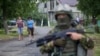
[
  {"xmin": 55, "ymin": 10, "xmax": 73, "ymax": 21},
  {"xmin": 55, "ymin": 4, "xmax": 73, "ymax": 21}
]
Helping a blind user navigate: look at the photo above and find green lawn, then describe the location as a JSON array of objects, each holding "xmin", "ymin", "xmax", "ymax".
[
  {"xmin": 95, "ymin": 34, "xmax": 100, "ymax": 56},
  {"xmin": 95, "ymin": 46, "xmax": 100, "ymax": 56},
  {"xmin": 87, "ymin": 33, "xmax": 100, "ymax": 56},
  {"xmin": 0, "ymin": 27, "xmax": 28, "ymax": 40}
]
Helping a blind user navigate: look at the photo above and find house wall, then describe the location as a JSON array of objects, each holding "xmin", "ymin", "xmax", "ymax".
[
  {"xmin": 71, "ymin": 6, "xmax": 84, "ymax": 19},
  {"xmin": 38, "ymin": 0, "xmax": 84, "ymax": 22}
]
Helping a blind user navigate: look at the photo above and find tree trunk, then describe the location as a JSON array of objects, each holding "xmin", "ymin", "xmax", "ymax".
[
  {"xmin": 2, "ymin": 0, "xmax": 9, "ymax": 34},
  {"xmin": 3, "ymin": 17, "xmax": 9, "ymax": 34},
  {"xmin": 92, "ymin": 16, "xmax": 97, "ymax": 25},
  {"xmin": 91, "ymin": 15, "xmax": 99, "ymax": 33},
  {"xmin": 86, "ymin": 15, "xmax": 89, "ymax": 26}
]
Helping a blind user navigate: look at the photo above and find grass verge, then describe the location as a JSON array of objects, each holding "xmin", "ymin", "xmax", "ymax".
[{"xmin": 0, "ymin": 27, "xmax": 28, "ymax": 40}]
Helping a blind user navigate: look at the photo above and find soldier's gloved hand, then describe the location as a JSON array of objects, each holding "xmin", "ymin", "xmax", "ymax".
[
  {"xmin": 66, "ymin": 32, "xmax": 83, "ymax": 40},
  {"xmin": 40, "ymin": 41, "xmax": 54, "ymax": 54}
]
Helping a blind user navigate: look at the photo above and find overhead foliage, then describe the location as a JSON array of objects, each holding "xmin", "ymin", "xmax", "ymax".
[
  {"xmin": 77, "ymin": 0, "xmax": 100, "ymax": 17},
  {"xmin": 0, "ymin": 0, "xmax": 47, "ymax": 34},
  {"xmin": 0, "ymin": 0, "xmax": 47, "ymax": 18}
]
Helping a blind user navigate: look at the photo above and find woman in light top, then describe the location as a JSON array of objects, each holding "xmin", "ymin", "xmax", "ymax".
[{"xmin": 27, "ymin": 17, "xmax": 34, "ymax": 41}]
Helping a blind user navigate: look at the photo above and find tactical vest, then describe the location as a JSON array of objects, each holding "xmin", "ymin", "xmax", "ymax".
[
  {"xmin": 52, "ymin": 26, "xmax": 78, "ymax": 56},
  {"xmin": 62, "ymin": 39, "xmax": 78, "ymax": 56}
]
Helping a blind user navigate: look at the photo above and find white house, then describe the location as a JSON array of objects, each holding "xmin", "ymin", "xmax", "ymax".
[{"xmin": 38, "ymin": 0, "xmax": 84, "ymax": 26}]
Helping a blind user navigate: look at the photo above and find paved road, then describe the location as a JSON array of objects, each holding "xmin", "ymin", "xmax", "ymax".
[{"xmin": 0, "ymin": 27, "xmax": 52, "ymax": 56}]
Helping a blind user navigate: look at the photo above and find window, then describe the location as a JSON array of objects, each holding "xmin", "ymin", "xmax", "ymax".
[
  {"xmin": 56, "ymin": 1, "xmax": 59, "ymax": 5},
  {"xmin": 50, "ymin": 0, "xmax": 54, "ymax": 10},
  {"xmin": 44, "ymin": 3, "xmax": 47, "ymax": 8}
]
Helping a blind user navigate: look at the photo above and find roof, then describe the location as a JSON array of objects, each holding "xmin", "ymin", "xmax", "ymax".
[
  {"xmin": 59, "ymin": 0, "xmax": 78, "ymax": 6},
  {"xmin": 56, "ymin": 4, "xmax": 71, "ymax": 11}
]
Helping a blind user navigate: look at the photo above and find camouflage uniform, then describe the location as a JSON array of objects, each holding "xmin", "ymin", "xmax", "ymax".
[
  {"xmin": 49, "ymin": 26, "xmax": 94, "ymax": 56},
  {"xmin": 40, "ymin": 10, "xmax": 94, "ymax": 56},
  {"xmin": 49, "ymin": 27, "xmax": 82, "ymax": 56}
]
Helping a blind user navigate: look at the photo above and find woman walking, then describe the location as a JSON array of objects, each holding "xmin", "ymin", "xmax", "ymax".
[
  {"xmin": 16, "ymin": 17, "xmax": 24, "ymax": 40},
  {"xmin": 27, "ymin": 17, "xmax": 34, "ymax": 41}
]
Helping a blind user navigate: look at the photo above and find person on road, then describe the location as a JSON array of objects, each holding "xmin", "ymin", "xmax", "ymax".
[
  {"xmin": 39, "ymin": 10, "xmax": 94, "ymax": 56},
  {"xmin": 16, "ymin": 16, "xmax": 24, "ymax": 40},
  {"xmin": 27, "ymin": 17, "xmax": 34, "ymax": 41}
]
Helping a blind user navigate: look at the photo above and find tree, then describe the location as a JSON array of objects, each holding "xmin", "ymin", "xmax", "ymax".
[
  {"xmin": 0, "ymin": 0, "xmax": 46, "ymax": 34},
  {"xmin": 77, "ymin": 0, "xmax": 100, "ymax": 24}
]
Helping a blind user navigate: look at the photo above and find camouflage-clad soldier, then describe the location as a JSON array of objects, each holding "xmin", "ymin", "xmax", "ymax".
[{"xmin": 40, "ymin": 10, "xmax": 94, "ymax": 56}]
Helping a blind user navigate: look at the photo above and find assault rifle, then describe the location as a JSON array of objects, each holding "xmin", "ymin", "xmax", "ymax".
[
  {"xmin": 36, "ymin": 28, "xmax": 85, "ymax": 47},
  {"xmin": 25, "ymin": 28, "xmax": 93, "ymax": 46}
]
